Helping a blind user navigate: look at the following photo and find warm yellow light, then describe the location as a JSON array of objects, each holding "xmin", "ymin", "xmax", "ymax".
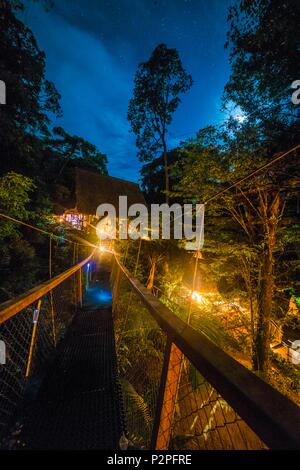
[{"xmin": 191, "ymin": 291, "xmax": 204, "ymax": 304}]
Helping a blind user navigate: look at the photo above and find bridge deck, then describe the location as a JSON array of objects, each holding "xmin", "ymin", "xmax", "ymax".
[{"xmin": 20, "ymin": 268, "xmax": 123, "ymax": 449}]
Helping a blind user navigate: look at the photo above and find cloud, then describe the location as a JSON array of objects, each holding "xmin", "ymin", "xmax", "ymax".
[
  {"xmin": 22, "ymin": 0, "xmax": 232, "ymax": 183},
  {"xmin": 23, "ymin": 2, "xmax": 142, "ymax": 181}
]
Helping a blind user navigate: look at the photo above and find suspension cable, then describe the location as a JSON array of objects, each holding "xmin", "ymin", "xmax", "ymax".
[
  {"xmin": 0, "ymin": 212, "xmax": 89, "ymax": 247},
  {"xmin": 203, "ymin": 143, "xmax": 300, "ymax": 205}
]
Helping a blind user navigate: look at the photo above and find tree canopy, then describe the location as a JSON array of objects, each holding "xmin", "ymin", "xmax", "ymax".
[{"xmin": 128, "ymin": 43, "xmax": 192, "ymax": 202}]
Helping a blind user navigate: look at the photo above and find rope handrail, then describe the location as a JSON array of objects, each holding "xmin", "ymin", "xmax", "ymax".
[
  {"xmin": 114, "ymin": 254, "xmax": 300, "ymax": 450},
  {"xmin": 0, "ymin": 251, "xmax": 94, "ymax": 324}
]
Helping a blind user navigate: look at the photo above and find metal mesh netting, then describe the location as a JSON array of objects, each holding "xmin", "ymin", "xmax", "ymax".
[
  {"xmin": 111, "ymin": 260, "xmax": 267, "ymax": 450},
  {"xmin": 164, "ymin": 351, "xmax": 267, "ymax": 450},
  {"xmin": 111, "ymin": 264, "xmax": 167, "ymax": 449},
  {"xmin": 0, "ymin": 271, "xmax": 80, "ymax": 443}
]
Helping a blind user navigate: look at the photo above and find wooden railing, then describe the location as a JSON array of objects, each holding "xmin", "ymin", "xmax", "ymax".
[
  {"xmin": 112, "ymin": 254, "xmax": 300, "ymax": 450},
  {"xmin": 0, "ymin": 253, "xmax": 94, "ymax": 324}
]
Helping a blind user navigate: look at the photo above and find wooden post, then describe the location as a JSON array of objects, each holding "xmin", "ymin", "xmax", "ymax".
[
  {"xmin": 151, "ymin": 340, "xmax": 183, "ymax": 450},
  {"xmin": 112, "ymin": 266, "xmax": 121, "ymax": 312},
  {"xmin": 78, "ymin": 268, "xmax": 83, "ymax": 308},
  {"xmin": 123, "ymin": 241, "xmax": 129, "ymax": 266},
  {"xmin": 109, "ymin": 258, "xmax": 116, "ymax": 286},
  {"xmin": 49, "ymin": 290, "xmax": 56, "ymax": 347},
  {"xmin": 25, "ymin": 299, "xmax": 42, "ymax": 378},
  {"xmin": 152, "ymin": 249, "xmax": 200, "ymax": 447},
  {"xmin": 134, "ymin": 238, "xmax": 142, "ymax": 277},
  {"xmin": 112, "ymin": 266, "xmax": 121, "ymax": 314},
  {"xmin": 49, "ymin": 235, "xmax": 56, "ymax": 346}
]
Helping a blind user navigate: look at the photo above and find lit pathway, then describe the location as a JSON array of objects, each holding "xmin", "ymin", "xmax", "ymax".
[{"xmin": 20, "ymin": 265, "xmax": 123, "ymax": 449}]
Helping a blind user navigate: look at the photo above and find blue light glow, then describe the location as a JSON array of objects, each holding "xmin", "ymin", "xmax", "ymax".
[{"xmin": 84, "ymin": 286, "xmax": 112, "ymax": 308}]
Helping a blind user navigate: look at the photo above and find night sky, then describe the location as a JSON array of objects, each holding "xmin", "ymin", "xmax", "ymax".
[{"xmin": 21, "ymin": 0, "xmax": 233, "ymax": 183}]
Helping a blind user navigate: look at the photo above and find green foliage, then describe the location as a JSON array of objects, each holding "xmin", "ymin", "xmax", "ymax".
[
  {"xmin": 0, "ymin": 172, "xmax": 35, "ymax": 219},
  {"xmin": 0, "ymin": 3, "xmax": 108, "ymax": 301},
  {"xmin": 120, "ymin": 378, "xmax": 152, "ymax": 428},
  {"xmin": 284, "ymin": 315, "xmax": 300, "ymax": 332},
  {"xmin": 0, "ymin": 172, "xmax": 35, "ymax": 239},
  {"xmin": 0, "ymin": 172, "xmax": 38, "ymax": 299},
  {"xmin": 270, "ymin": 351, "xmax": 300, "ymax": 398},
  {"xmin": 115, "ymin": 291, "xmax": 163, "ymax": 446},
  {"xmin": 188, "ymin": 364, "xmax": 204, "ymax": 391}
]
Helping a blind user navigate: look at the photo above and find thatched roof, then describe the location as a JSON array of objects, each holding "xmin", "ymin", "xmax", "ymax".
[{"xmin": 75, "ymin": 168, "xmax": 146, "ymax": 215}]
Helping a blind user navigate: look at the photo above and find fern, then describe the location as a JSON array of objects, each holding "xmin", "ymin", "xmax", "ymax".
[{"xmin": 120, "ymin": 378, "xmax": 152, "ymax": 427}]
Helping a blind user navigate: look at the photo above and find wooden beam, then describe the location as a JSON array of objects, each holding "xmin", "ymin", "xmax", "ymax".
[
  {"xmin": 0, "ymin": 252, "xmax": 94, "ymax": 324},
  {"xmin": 152, "ymin": 341, "xmax": 183, "ymax": 450},
  {"xmin": 114, "ymin": 254, "xmax": 300, "ymax": 450}
]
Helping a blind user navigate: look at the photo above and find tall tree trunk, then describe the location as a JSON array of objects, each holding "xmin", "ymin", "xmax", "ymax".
[
  {"xmin": 252, "ymin": 192, "xmax": 280, "ymax": 376},
  {"xmin": 253, "ymin": 243, "xmax": 274, "ymax": 375},
  {"xmin": 241, "ymin": 257, "xmax": 255, "ymax": 341},
  {"xmin": 162, "ymin": 137, "xmax": 169, "ymax": 204}
]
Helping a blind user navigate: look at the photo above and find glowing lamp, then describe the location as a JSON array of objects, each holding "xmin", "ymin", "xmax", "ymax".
[{"xmin": 191, "ymin": 291, "xmax": 204, "ymax": 304}]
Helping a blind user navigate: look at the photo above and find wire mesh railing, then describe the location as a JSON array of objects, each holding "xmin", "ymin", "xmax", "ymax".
[
  {"xmin": 0, "ymin": 253, "xmax": 92, "ymax": 446},
  {"xmin": 111, "ymin": 254, "xmax": 300, "ymax": 450},
  {"xmin": 162, "ymin": 350, "xmax": 265, "ymax": 450},
  {"xmin": 111, "ymin": 260, "xmax": 167, "ymax": 449}
]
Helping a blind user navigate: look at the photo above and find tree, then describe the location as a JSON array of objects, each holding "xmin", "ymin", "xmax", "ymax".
[
  {"xmin": 224, "ymin": 0, "xmax": 300, "ymax": 141},
  {"xmin": 49, "ymin": 127, "xmax": 108, "ymax": 178},
  {"xmin": 222, "ymin": 0, "xmax": 300, "ymax": 375},
  {"xmin": 128, "ymin": 44, "xmax": 192, "ymax": 203},
  {"xmin": 141, "ymin": 148, "xmax": 187, "ymax": 204},
  {"xmin": 0, "ymin": 172, "xmax": 35, "ymax": 235},
  {"xmin": 0, "ymin": 3, "xmax": 107, "ymax": 182},
  {"xmin": 0, "ymin": 2, "xmax": 108, "ymax": 299},
  {"xmin": 173, "ymin": 117, "xmax": 300, "ymax": 377},
  {"xmin": 0, "ymin": 172, "xmax": 36, "ymax": 300},
  {"xmin": 0, "ymin": 1, "xmax": 61, "ymax": 175}
]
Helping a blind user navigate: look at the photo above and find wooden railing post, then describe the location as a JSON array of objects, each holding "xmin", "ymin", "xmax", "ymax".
[
  {"xmin": 151, "ymin": 339, "xmax": 183, "ymax": 450},
  {"xmin": 78, "ymin": 268, "xmax": 83, "ymax": 308},
  {"xmin": 112, "ymin": 265, "xmax": 121, "ymax": 314},
  {"xmin": 25, "ymin": 299, "xmax": 42, "ymax": 378},
  {"xmin": 107, "ymin": 255, "xmax": 300, "ymax": 449}
]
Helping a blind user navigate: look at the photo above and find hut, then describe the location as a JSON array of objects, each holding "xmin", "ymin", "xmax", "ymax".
[{"xmin": 55, "ymin": 168, "xmax": 146, "ymax": 230}]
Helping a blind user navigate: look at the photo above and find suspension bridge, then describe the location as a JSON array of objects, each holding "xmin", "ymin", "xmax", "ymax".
[{"xmin": 0, "ymin": 246, "xmax": 300, "ymax": 450}]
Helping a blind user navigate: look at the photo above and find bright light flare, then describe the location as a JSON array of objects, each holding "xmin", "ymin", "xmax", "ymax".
[{"xmin": 191, "ymin": 291, "xmax": 204, "ymax": 304}]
